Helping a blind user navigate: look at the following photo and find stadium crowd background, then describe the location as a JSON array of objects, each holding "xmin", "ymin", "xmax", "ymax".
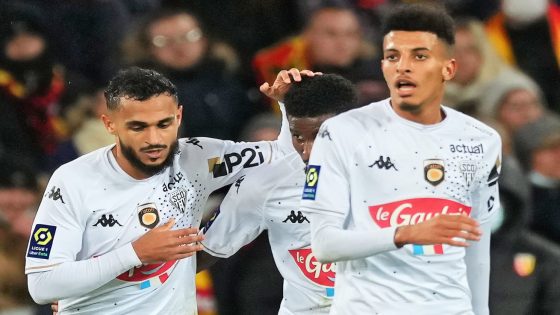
[{"xmin": 0, "ymin": 0, "xmax": 559, "ymax": 314}]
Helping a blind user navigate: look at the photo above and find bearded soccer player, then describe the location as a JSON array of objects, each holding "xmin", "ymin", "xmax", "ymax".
[
  {"xmin": 198, "ymin": 73, "xmax": 359, "ymax": 314},
  {"xmin": 24, "ymin": 67, "xmax": 295, "ymax": 314},
  {"xmin": 302, "ymin": 4, "xmax": 501, "ymax": 315}
]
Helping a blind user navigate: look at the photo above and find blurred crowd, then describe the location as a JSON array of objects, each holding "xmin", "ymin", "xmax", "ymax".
[{"xmin": 0, "ymin": 0, "xmax": 559, "ymax": 315}]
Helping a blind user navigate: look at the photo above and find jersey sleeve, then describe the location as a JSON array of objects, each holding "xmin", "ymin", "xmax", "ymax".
[
  {"xmin": 200, "ymin": 173, "xmax": 268, "ymax": 258},
  {"xmin": 25, "ymin": 168, "xmax": 86, "ymax": 274},
  {"xmin": 300, "ymin": 119, "xmax": 350, "ymax": 218},
  {"xmin": 471, "ymin": 133, "xmax": 502, "ymax": 224},
  {"xmin": 189, "ymin": 137, "xmax": 292, "ymax": 192}
]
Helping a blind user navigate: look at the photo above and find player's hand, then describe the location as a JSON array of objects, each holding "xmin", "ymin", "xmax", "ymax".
[
  {"xmin": 132, "ymin": 219, "xmax": 205, "ymax": 264},
  {"xmin": 51, "ymin": 301, "xmax": 58, "ymax": 315},
  {"xmin": 259, "ymin": 68, "xmax": 322, "ymax": 102},
  {"xmin": 394, "ymin": 213, "xmax": 481, "ymax": 248}
]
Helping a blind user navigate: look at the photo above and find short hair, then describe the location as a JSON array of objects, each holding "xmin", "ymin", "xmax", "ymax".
[
  {"xmin": 381, "ymin": 4, "xmax": 455, "ymax": 46},
  {"xmin": 104, "ymin": 67, "xmax": 178, "ymax": 110},
  {"xmin": 283, "ymin": 74, "xmax": 358, "ymax": 118}
]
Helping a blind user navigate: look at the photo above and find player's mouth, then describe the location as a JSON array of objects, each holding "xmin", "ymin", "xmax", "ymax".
[
  {"xmin": 142, "ymin": 148, "xmax": 165, "ymax": 160},
  {"xmin": 395, "ymin": 79, "xmax": 417, "ymax": 97}
]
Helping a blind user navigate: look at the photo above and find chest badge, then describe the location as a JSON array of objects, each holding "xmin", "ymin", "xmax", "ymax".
[
  {"xmin": 424, "ymin": 159, "xmax": 445, "ymax": 186},
  {"xmin": 138, "ymin": 202, "xmax": 160, "ymax": 229}
]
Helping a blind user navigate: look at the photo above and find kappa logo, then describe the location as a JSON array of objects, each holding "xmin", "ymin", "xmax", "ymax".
[
  {"xmin": 185, "ymin": 138, "xmax": 203, "ymax": 149},
  {"xmin": 137, "ymin": 203, "xmax": 160, "ymax": 229},
  {"xmin": 46, "ymin": 186, "xmax": 65, "ymax": 204},
  {"xmin": 369, "ymin": 156, "xmax": 398, "ymax": 171},
  {"xmin": 93, "ymin": 214, "xmax": 122, "ymax": 227},
  {"xmin": 319, "ymin": 127, "xmax": 332, "ymax": 141},
  {"xmin": 283, "ymin": 210, "xmax": 310, "ymax": 223},
  {"xmin": 208, "ymin": 146, "xmax": 265, "ymax": 178},
  {"xmin": 424, "ymin": 159, "xmax": 445, "ymax": 186}
]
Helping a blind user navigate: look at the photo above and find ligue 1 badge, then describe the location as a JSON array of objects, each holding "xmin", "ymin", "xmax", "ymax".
[
  {"xmin": 424, "ymin": 159, "xmax": 445, "ymax": 186},
  {"xmin": 138, "ymin": 202, "xmax": 160, "ymax": 229}
]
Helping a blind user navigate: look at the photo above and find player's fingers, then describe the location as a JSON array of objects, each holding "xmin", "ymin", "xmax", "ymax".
[
  {"xmin": 160, "ymin": 218, "xmax": 175, "ymax": 231},
  {"xmin": 288, "ymin": 68, "xmax": 302, "ymax": 81},
  {"xmin": 279, "ymin": 70, "xmax": 291, "ymax": 83},
  {"xmin": 259, "ymin": 82, "xmax": 270, "ymax": 94}
]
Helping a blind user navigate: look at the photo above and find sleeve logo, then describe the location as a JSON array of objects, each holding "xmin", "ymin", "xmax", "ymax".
[
  {"xmin": 302, "ymin": 165, "xmax": 321, "ymax": 200},
  {"xmin": 27, "ymin": 224, "xmax": 57, "ymax": 259}
]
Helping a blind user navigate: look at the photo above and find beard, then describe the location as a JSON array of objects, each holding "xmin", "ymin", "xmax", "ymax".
[
  {"xmin": 119, "ymin": 138, "xmax": 179, "ymax": 177},
  {"xmin": 398, "ymin": 101, "xmax": 422, "ymax": 113}
]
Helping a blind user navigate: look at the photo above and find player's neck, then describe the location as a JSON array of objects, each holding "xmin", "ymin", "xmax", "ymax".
[
  {"xmin": 111, "ymin": 146, "xmax": 151, "ymax": 180},
  {"xmin": 390, "ymin": 100, "xmax": 445, "ymax": 125}
]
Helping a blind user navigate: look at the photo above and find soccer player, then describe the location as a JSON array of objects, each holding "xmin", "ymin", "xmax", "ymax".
[
  {"xmin": 198, "ymin": 73, "xmax": 359, "ymax": 314},
  {"xmin": 24, "ymin": 67, "xmax": 295, "ymax": 314},
  {"xmin": 302, "ymin": 4, "xmax": 501, "ymax": 315}
]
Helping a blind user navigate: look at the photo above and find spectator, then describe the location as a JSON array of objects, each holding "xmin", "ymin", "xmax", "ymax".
[
  {"xmin": 0, "ymin": 160, "xmax": 41, "ymax": 314},
  {"xmin": 252, "ymin": 5, "xmax": 387, "ymax": 108},
  {"xmin": 478, "ymin": 71, "xmax": 545, "ymax": 135},
  {"xmin": 0, "ymin": 4, "xmax": 92, "ymax": 171},
  {"xmin": 514, "ymin": 115, "xmax": 560, "ymax": 244},
  {"xmin": 490, "ymin": 155, "xmax": 560, "ymax": 315},
  {"xmin": 123, "ymin": 8, "xmax": 254, "ymax": 140},
  {"xmin": 485, "ymin": 0, "xmax": 560, "ymax": 112},
  {"xmin": 444, "ymin": 17, "xmax": 520, "ymax": 110}
]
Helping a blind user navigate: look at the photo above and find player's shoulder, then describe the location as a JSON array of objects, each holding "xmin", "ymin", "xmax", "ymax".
[
  {"xmin": 53, "ymin": 145, "xmax": 112, "ymax": 183},
  {"xmin": 238, "ymin": 152, "xmax": 303, "ymax": 193},
  {"xmin": 321, "ymin": 99, "xmax": 389, "ymax": 136},
  {"xmin": 444, "ymin": 106, "xmax": 501, "ymax": 143}
]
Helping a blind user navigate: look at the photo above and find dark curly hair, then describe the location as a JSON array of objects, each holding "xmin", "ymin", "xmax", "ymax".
[
  {"xmin": 381, "ymin": 3, "xmax": 455, "ymax": 46},
  {"xmin": 104, "ymin": 67, "xmax": 178, "ymax": 111},
  {"xmin": 283, "ymin": 74, "xmax": 358, "ymax": 118}
]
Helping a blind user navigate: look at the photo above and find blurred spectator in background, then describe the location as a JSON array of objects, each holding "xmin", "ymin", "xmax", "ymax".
[
  {"xmin": 0, "ymin": 4, "xmax": 92, "ymax": 172},
  {"xmin": 49, "ymin": 88, "xmax": 114, "ymax": 170},
  {"xmin": 252, "ymin": 5, "xmax": 387, "ymax": 109},
  {"xmin": 478, "ymin": 71, "xmax": 545, "ymax": 135},
  {"xmin": 486, "ymin": 0, "xmax": 560, "ymax": 112},
  {"xmin": 444, "ymin": 17, "xmax": 519, "ymax": 110},
  {"xmin": 209, "ymin": 113, "xmax": 284, "ymax": 315},
  {"xmin": 0, "ymin": 0, "xmax": 132, "ymax": 86},
  {"xmin": 514, "ymin": 115, "xmax": 560, "ymax": 244},
  {"xmin": 122, "ymin": 8, "xmax": 255, "ymax": 140},
  {"xmin": 490, "ymin": 154, "xmax": 560, "ymax": 315},
  {"xmin": 0, "ymin": 160, "xmax": 45, "ymax": 314}
]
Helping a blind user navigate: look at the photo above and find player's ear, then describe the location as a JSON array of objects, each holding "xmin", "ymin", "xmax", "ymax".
[
  {"xmin": 101, "ymin": 114, "xmax": 116, "ymax": 135},
  {"xmin": 176, "ymin": 105, "xmax": 183, "ymax": 128},
  {"xmin": 442, "ymin": 58, "xmax": 457, "ymax": 82}
]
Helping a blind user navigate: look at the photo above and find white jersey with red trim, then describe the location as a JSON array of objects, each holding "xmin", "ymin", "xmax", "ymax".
[
  {"xmin": 301, "ymin": 99, "xmax": 501, "ymax": 314},
  {"xmin": 202, "ymin": 153, "xmax": 335, "ymax": 314},
  {"xmin": 25, "ymin": 138, "xmax": 289, "ymax": 315}
]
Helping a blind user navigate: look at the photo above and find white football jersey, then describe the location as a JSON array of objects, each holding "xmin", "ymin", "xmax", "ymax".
[
  {"xmin": 301, "ymin": 99, "xmax": 501, "ymax": 314},
  {"xmin": 202, "ymin": 152, "xmax": 335, "ymax": 314},
  {"xmin": 25, "ymin": 138, "xmax": 289, "ymax": 314}
]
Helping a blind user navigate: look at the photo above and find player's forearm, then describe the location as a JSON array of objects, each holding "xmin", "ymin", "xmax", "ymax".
[
  {"xmin": 310, "ymin": 213, "xmax": 397, "ymax": 263},
  {"xmin": 465, "ymin": 220, "xmax": 492, "ymax": 315},
  {"xmin": 27, "ymin": 243, "xmax": 141, "ymax": 304}
]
